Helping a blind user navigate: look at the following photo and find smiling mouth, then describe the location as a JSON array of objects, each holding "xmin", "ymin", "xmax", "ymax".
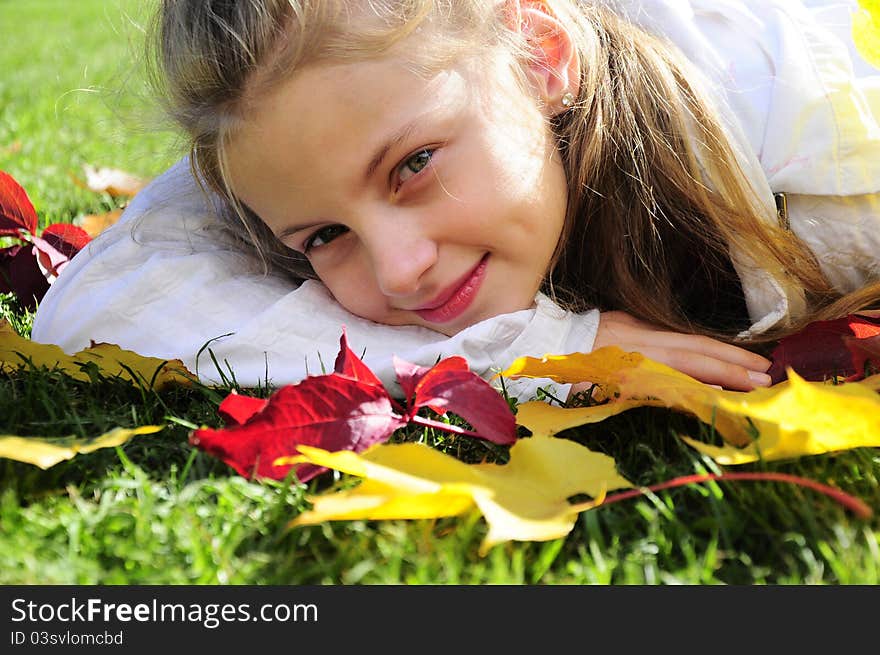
[{"xmin": 414, "ymin": 254, "xmax": 489, "ymax": 324}]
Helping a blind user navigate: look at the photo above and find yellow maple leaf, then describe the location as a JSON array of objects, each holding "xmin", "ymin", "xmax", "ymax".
[
  {"xmin": 0, "ymin": 425, "xmax": 164, "ymax": 469},
  {"xmin": 681, "ymin": 370, "xmax": 880, "ymax": 464},
  {"xmin": 503, "ymin": 347, "xmax": 880, "ymax": 464},
  {"xmin": 285, "ymin": 436, "xmax": 632, "ymax": 555},
  {"xmin": 502, "ymin": 346, "xmax": 759, "ymax": 446},
  {"xmin": 0, "ymin": 320, "xmax": 194, "ymax": 390},
  {"xmin": 854, "ymin": 0, "xmax": 880, "ymax": 69}
]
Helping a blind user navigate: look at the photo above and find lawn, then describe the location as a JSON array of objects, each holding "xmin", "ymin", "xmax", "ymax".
[{"xmin": 1, "ymin": 0, "xmax": 879, "ymax": 585}]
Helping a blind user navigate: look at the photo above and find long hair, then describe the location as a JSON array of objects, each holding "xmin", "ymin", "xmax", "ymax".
[
  {"xmin": 147, "ymin": 0, "xmax": 880, "ymax": 342},
  {"xmin": 545, "ymin": 1, "xmax": 880, "ymax": 340}
]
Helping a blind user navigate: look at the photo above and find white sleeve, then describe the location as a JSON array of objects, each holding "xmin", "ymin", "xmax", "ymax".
[
  {"xmin": 31, "ymin": 158, "xmax": 600, "ymax": 401},
  {"xmin": 615, "ymin": 0, "xmax": 880, "ymax": 197}
]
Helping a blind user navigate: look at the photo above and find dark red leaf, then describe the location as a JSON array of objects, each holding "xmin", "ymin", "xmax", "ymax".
[
  {"xmin": 333, "ymin": 328, "xmax": 385, "ymax": 389},
  {"xmin": 410, "ymin": 356, "xmax": 517, "ymax": 445},
  {"xmin": 190, "ymin": 374, "xmax": 406, "ymax": 482},
  {"xmin": 0, "ymin": 171, "xmax": 38, "ymax": 237},
  {"xmin": 844, "ymin": 334, "xmax": 880, "ymax": 376},
  {"xmin": 767, "ymin": 315, "xmax": 880, "ymax": 384},
  {"xmin": 40, "ymin": 223, "xmax": 91, "ymax": 260},
  {"xmin": 218, "ymin": 392, "xmax": 268, "ymax": 425},
  {"xmin": 0, "ymin": 244, "xmax": 49, "ymax": 311}
]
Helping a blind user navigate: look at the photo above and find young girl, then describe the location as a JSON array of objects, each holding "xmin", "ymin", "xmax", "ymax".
[{"xmin": 31, "ymin": 0, "xmax": 880, "ymax": 401}]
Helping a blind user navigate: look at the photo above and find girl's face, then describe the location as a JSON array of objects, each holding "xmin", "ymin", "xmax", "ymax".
[{"xmin": 227, "ymin": 50, "xmax": 569, "ymax": 336}]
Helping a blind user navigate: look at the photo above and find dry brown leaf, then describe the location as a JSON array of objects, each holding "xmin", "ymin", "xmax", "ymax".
[
  {"xmin": 1, "ymin": 141, "xmax": 22, "ymax": 156},
  {"xmin": 69, "ymin": 165, "xmax": 148, "ymax": 197},
  {"xmin": 78, "ymin": 208, "xmax": 123, "ymax": 237}
]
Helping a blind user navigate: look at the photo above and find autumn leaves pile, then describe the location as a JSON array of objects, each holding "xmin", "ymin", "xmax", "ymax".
[{"xmin": 2, "ymin": 311, "xmax": 880, "ymax": 554}]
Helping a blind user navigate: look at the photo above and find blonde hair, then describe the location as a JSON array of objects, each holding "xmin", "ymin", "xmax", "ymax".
[{"xmin": 148, "ymin": 0, "xmax": 880, "ymax": 342}]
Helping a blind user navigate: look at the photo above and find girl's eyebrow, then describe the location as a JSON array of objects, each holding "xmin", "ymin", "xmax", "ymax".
[
  {"xmin": 278, "ymin": 221, "xmax": 323, "ymax": 241},
  {"xmin": 279, "ymin": 115, "xmax": 433, "ymax": 238},
  {"xmin": 364, "ymin": 118, "xmax": 422, "ymax": 182}
]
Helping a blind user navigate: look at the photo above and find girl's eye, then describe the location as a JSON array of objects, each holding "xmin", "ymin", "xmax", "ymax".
[
  {"xmin": 396, "ymin": 149, "xmax": 434, "ymax": 186},
  {"xmin": 304, "ymin": 224, "xmax": 349, "ymax": 252}
]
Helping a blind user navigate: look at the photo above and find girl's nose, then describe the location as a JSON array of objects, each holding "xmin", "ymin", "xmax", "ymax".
[{"xmin": 366, "ymin": 226, "xmax": 438, "ymax": 298}]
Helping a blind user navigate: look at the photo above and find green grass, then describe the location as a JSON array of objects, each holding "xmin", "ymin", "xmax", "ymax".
[
  {"xmin": 0, "ymin": 0, "xmax": 179, "ymax": 226},
  {"xmin": 1, "ymin": 0, "xmax": 879, "ymax": 585}
]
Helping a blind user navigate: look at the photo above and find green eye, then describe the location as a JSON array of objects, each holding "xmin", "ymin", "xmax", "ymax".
[{"xmin": 398, "ymin": 149, "xmax": 434, "ymax": 183}]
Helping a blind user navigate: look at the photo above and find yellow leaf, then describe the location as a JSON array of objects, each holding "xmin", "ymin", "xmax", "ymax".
[
  {"xmin": 286, "ymin": 436, "xmax": 632, "ymax": 555},
  {"xmin": 0, "ymin": 425, "xmax": 164, "ymax": 469},
  {"xmin": 0, "ymin": 320, "xmax": 194, "ymax": 390},
  {"xmin": 854, "ymin": 0, "xmax": 880, "ymax": 69},
  {"xmin": 502, "ymin": 347, "xmax": 880, "ymax": 465},
  {"xmin": 515, "ymin": 398, "xmax": 654, "ymax": 436},
  {"xmin": 502, "ymin": 346, "xmax": 759, "ymax": 446},
  {"xmin": 682, "ymin": 370, "xmax": 880, "ymax": 464}
]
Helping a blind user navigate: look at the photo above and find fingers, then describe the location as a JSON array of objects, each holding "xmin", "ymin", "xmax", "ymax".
[
  {"xmin": 595, "ymin": 311, "xmax": 773, "ymax": 390},
  {"xmin": 624, "ymin": 330, "xmax": 770, "ymax": 373},
  {"xmin": 632, "ymin": 345, "xmax": 771, "ymax": 391}
]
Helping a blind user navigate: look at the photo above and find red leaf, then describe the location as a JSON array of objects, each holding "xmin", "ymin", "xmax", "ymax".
[
  {"xmin": 845, "ymin": 334, "xmax": 880, "ymax": 375},
  {"xmin": 218, "ymin": 392, "xmax": 268, "ymax": 425},
  {"xmin": 0, "ymin": 171, "xmax": 38, "ymax": 237},
  {"xmin": 30, "ymin": 234, "xmax": 70, "ymax": 279},
  {"xmin": 392, "ymin": 355, "xmax": 432, "ymax": 404},
  {"xmin": 0, "ymin": 244, "xmax": 49, "ymax": 311},
  {"xmin": 409, "ymin": 356, "xmax": 517, "ymax": 445},
  {"xmin": 333, "ymin": 328, "xmax": 385, "ymax": 389},
  {"xmin": 767, "ymin": 315, "xmax": 880, "ymax": 383},
  {"xmin": 40, "ymin": 223, "xmax": 91, "ymax": 260},
  {"xmin": 191, "ymin": 375, "xmax": 406, "ymax": 482}
]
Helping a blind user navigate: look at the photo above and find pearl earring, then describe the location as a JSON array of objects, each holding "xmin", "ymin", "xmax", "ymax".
[{"xmin": 561, "ymin": 92, "xmax": 575, "ymax": 108}]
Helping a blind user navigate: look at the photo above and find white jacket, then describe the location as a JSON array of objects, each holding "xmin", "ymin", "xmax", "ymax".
[{"xmin": 31, "ymin": 0, "xmax": 880, "ymax": 399}]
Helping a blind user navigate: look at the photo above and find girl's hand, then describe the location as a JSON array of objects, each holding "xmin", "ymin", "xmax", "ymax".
[{"xmin": 590, "ymin": 310, "xmax": 772, "ymax": 391}]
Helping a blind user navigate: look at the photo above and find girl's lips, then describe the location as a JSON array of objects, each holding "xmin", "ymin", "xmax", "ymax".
[{"xmin": 414, "ymin": 255, "xmax": 488, "ymax": 324}]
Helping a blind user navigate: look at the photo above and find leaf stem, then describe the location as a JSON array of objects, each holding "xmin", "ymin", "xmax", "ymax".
[
  {"xmin": 570, "ymin": 472, "xmax": 873, "ymax": 519},
  {"xmin": 409, "ymin": 414, "xmax": 485, "ymax": 440}
]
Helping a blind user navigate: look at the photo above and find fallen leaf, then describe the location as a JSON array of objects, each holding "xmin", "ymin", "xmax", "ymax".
[
  {"xmin": 217, "ymin": 392, "xmax": 268, "ymax": 425},
  {"xmin": 78, "ymin": 208, "xmax": 123, "ymax": 237},
  {"xmin": 396, "ymin": 355, "xmax": 517, "ymax": 445},
  {"xmin": 503, "ymin": 347, "xmax": 880, "ymax": 464},
  {"xmin": 1, "ymin": 142, "xmax": 22, "ymax": 156},
  {"xmin": 0, "ymin": 244, "xmax": 49, "ymax": 311},
  {"xmin": 70, "ymin": 165, "xmax": 147, "ymax": 197},
  {"xmin": 0, "ymin": 425, "xmax": 164, "ymax": 469},
  {"xmin": 501, "ymin": 346, "xmax": 759, "ymax": 446},
  {"xmin": 40, "ymin": 223, "xmax": 91, "ymax": 259},
  {"xmin": 680, "ymin": 370, "xmax": 880, "ymax": 463},
  {"xmin": 192, "ymin": 331, "xmax": 518, "ymax": 482},
  {"xmin": 334, "ymin": 328, "xmax": 386, "ymax": 389},
  {"xmin": 0, "ymin": 320, "xmax": 194, "ymax": 390},
  {"xmin": 191, "ymin": 375, "xmax": 407, "ymax": 482},
  {"xmin": 854, "ymin": 0, "xmax": 880, "ymax": 68},
  {"xmin": 30, "ymin": 233, "xmax": 71, "ymax": 280},
  {"xmin": 766, "ymin": 314, "xmax": 880, "ymax": 383},
  {"xmin": 286, "ymin": 436, "xmax": 632, "ymax": 555},
  {"xmin": 0, "ymin": 170, "xmax": 38, "ymax": 236}
]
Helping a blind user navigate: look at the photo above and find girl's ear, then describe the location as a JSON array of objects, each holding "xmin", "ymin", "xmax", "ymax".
[{"xmin": 502, "ymin": 0, "xmax": 581, "ymax": 115}]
